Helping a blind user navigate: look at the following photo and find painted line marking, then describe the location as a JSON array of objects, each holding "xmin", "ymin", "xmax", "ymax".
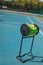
[
  {"xmin": 32, "ymin": 16, "xmax": 43, "ymax": 24},
  {"xmin": 27, "ymin": 16, "xmax": 43, "ymax": 36},
  {"xmin": 39, "ymin": 30, "xmax": 43, "ymax": 36},
  {"xmin": 29, "ymin": 16, "xmax": 43, "ymax": 27},
  {"xmin": 27, "ymin": 16, "xmax": 33, "ymax": 23}
]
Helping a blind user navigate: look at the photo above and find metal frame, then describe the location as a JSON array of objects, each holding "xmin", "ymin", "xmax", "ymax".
[{"xmin": 16, "ymin": 36, "xmax": 43, "ymax": 63}]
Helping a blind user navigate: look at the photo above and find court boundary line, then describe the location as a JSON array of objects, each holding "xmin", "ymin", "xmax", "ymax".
[
  {"xmin": 32, "ymin": 16, "xmax": 43, "ymax": 24},
  {"xmin": 27, "ymin": 16, "xmax": 43, "ymax": 36},
  {"xmin": 28, "ymin": 16, "xmax": 43, "ymax": 27}
]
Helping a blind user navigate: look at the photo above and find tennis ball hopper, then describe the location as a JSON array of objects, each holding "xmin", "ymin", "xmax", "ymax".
[{"xmin": 16, "ymin": 24, "xmax": 43, "ymax": 63}]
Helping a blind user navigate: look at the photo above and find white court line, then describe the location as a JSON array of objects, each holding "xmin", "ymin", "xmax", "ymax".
[
  {"xmin": 32, "ymin": 16, "xmax": 43, "ymax": 24},
  {"xmin": 27, "ymin": 16, "xmax": 33, "ymax": 24},
  {"xmin": 27, "ymin": 16, "xmax": 43, "ymax": 36},
  {"xmin": 39, "ymin": 30, "xmax": 43, "ymax": 36}
]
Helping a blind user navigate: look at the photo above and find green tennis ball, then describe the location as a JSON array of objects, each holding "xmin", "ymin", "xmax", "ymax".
[{"xmin": 21, "ymin": 24, "xmax": 39, "ymax": 36}]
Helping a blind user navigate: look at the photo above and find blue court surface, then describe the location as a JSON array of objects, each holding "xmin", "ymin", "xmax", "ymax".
[{"xmin": 0, "ymin": 11, "xmax": 43, "ymax": 65}]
